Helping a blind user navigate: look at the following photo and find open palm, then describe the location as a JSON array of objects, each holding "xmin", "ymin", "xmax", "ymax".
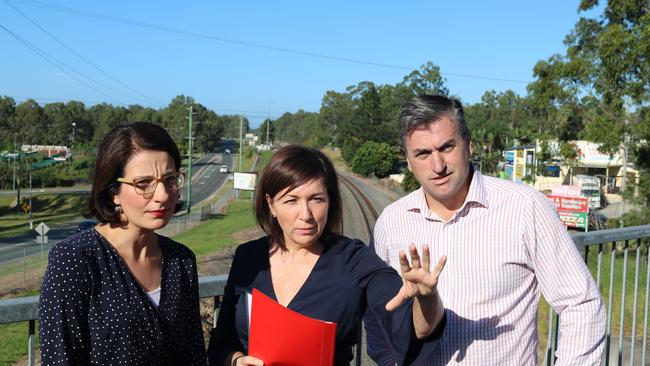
[{"xmin": 386, "ymin": 244, "xmax": 447, "ymax": 311}]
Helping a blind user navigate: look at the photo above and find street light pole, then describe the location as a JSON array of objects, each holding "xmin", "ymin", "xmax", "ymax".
[
  {"xmin": 17, "ymin": 142, "xmax": 22, "ymax": 207},
  {"xmin": 12, "ymin": 133, "xmax": 17, "ymax": 191},
  {"xmin": 239, "ymin": 114, "xmax": 243, "ymax": 172},
  {"xmin": 266, "ymin": 100, "xmax": 271, "ymax": 147},
  {"xmin": 28, "ymin": 159, "xmax": 33, "ymax": 229},
  {"xmin": 186, "ymin": 106, "xmax": 194, "ymax": 215}
]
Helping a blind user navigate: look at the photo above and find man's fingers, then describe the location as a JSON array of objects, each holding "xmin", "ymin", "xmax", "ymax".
[
  {"xmin": 432, "ymin": 255, "xmax": 447, "ymax": 278},
  {"xmin": 421, "ymin": 244, "xmax": 431, "ymax": 272},
  {"xmin": 398, "ymin": 250, "xmax": 411, "ymax": 274},
  {"xmin": 408, "ymin": 243, "xmax": 421, "ymax": 269}
]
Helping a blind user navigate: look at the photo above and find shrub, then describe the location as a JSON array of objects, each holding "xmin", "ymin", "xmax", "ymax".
[
  {"xmin": 401, "ymin": 169, "xmax": 420, "ymax": 192},
  {"xmin": 351, "ymin": 141, "xmax": 396, "ymax": 178}
]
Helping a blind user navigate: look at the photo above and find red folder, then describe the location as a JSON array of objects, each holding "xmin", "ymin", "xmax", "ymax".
[{"xmin": 248, "ymin": 288, "xmax": 337, "ymax": 366}]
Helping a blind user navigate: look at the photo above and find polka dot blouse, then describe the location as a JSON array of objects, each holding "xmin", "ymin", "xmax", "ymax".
[{"xmin": 39, "ymin": 228, "xmax": 206, "ymax": 365}]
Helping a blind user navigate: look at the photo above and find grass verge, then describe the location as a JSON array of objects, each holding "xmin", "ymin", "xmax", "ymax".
[
  {"xmin": 536, "ymin": 244, "xmax": 648, "ymax": 361},
  {"xmin": 172, "ymin": 200, "xmax": 256, "ymax": 256},
  {"xmin": 0, "ymin": 194, "xmax": 88, "ymax": 237},
  {"xmin": 0, "ymin": 322, "xmax": 39, "ymax": 366}
]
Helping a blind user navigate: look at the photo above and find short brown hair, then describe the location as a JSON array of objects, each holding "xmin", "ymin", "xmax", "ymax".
[
  {"xmin": 85, "ymin": 122, "xmax": 182, "ymax": 223},
  {"xmin": 399, "ymin": 95, "xmax": 470, "ymax": 150},
  {"xmin": 255, "ymin": 145, "xmax": 342, "ymax": 249}
]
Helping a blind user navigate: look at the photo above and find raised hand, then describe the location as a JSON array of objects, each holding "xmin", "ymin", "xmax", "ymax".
[{"xmin": 385, "ymin": 244, "xmax": 447, "ymax": 311}]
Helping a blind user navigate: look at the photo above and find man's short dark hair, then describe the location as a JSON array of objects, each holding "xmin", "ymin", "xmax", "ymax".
[
  {"xmin": 254, "ymin": 145, "xmax": 342, "ymax": 250},
  {"xmin": 86, "ymin": 122, "xmax": 182, "ymax": 223},
  {"xmin": 398, "ymin": 95, "xmax": 470, "ymax": 149}
]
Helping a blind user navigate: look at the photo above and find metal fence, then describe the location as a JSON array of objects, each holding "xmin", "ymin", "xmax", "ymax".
[
  {"xmin": 1, "ymin": 225, "xmax": 649, "ymax": 365},
  {"xmin": 545, "ymin": 225, "xmax": 650, "ymax": 366}
]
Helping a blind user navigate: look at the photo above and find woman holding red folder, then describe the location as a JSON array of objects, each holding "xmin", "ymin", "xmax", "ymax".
[{"xmin": 208, "ymin": 145, "xmax": 446, "ymax": 366}]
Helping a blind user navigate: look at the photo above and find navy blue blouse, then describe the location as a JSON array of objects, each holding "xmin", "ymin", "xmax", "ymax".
[
  {"xmin": 207, "ymin": 236, "xmax": 441, "ymax": 366},
  {"xmin": 39, "ymin": 228, "xmax": 206, "ymax": 365}
]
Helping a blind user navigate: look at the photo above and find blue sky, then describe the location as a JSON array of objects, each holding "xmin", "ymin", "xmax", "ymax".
[{"xmin": 1, "ymin": 1, "xmax": 602, "ymax": 128}]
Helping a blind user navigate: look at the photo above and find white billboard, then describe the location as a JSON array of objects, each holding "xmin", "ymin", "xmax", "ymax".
[{"xmin": 234, "ymin": 172, "xmax": 257, "ymax": 191}]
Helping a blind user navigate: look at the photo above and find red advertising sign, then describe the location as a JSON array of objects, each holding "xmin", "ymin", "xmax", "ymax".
[{"xmin": 547, "ymin": 195, "xmax": 589, "ymax": 213}]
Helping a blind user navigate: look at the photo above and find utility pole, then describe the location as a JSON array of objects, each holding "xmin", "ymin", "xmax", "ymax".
[
  {"xmin": 12, "ymin": 133, "xmax": 17, "ymax": 191},
  {"xmin": 266, "ymin": 100, "xmax": 271, "ymax": 147},
  {"xmin": 266, "ymin": 119, "xmax": 270, "ymax": 147},
  {"xmin": 621, "ymin": 97, "xmax": 631, "ymax": 193},
  {"xmin": 186, "ymin": 106, "xmax": 194, "ymax": 215},
  {"xmin": 619, "ymin": 97, "xmax": 631, "ymax": 226},
  {"xmin": 239, "ymin": 114, "xmax": 243, "ymax": 172},
  {"xmin": 17, "ymin": 143, "xmax": 22, "ymax": 207},
  {"xmin": 28, "ymin": 159, "xmax": 33, "ymax": 229}
]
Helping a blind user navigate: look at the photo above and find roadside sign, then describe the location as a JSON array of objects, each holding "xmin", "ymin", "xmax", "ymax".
[
  {"xmin": 559, "ymin": 212, "xmax": 588, "ymax": 229},
  {"xmin": 547, "ymin": 195, "xmax": 589, "ymax": 229},
  {"xmin": 234, "ymin": 172, "xmax": 257, "ymax": 191},
  {"xmin": 547, "ymin": 195, "xmax": 589, "ymax": 213},
  {"xmin": 21, "ymin": 202, "xmax": 30, "ymax": 213},
  {"xmin": 35, "ymin": 222, "xmax": 50, "ymax": 236},
  {"xmin": 37, "ymin": 234, "xmax": 48, "ymax": 260},
  {"xmin": 551, "ymin": 185, "xmax": 581, "ymax": 197}
]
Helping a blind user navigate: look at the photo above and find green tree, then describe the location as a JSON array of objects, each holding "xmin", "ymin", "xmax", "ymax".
[
  {"xmin": 14, "ymin": 99, "xmax": 47, "ymax": 145},
  {"xmin": 559, "ymin": 141, "xmax": 580, "ymax": 185},
  {"xmin": 257, "ymin": 118, "xmax": 275, "ymax": 144},
  {"xmin": 195, "ymin": 111, "xmax": 225, "ymax": 153},
  {"xmin": 535, "ymin": 0, "xmax": 649, "ymax": 156},
  {"xmin": 398, "ymin": 61, "xmax": 448, "ymax": 96},
  {"xmin": 401, "ymin": 169, "xmax": 420, "ymax": 193},
  {"xmin": 128, "ymin": 105, "xmax": 162, "ymax": 124},
  {"xmin": 0, "ymin": 96, "xmax": 16, "ymax": 148},
  {"xmin": 89, "ymin": 104, "xmax": 129, "ymax": 145},
  {"xmin": 351, "ymin": 141, "xmax": 396, "ymax": 178}
]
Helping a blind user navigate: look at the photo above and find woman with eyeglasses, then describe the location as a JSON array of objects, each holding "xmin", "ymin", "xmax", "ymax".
[{"xmin": 39, "ymin": 122, "xmax": 206, "ymax": 365}]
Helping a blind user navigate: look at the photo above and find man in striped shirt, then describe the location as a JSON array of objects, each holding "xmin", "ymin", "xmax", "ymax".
[{"xmin": 365, "ymin": 95, "xmax": 606, "ymax": 365}]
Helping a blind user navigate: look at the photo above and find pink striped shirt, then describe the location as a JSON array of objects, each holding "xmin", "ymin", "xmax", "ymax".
[{"xmin": 366, "ymin": 170, "xmax": 605, "ymax": 365}]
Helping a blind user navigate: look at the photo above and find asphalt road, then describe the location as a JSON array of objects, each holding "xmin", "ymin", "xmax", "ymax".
[{"xmin": 0, "ymin": 141, "xmax": 237, "ymax": 266}]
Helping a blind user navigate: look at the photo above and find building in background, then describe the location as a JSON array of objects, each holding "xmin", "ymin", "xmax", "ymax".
[{"xmin": 501, "ymin": 140, "xmax": 637, "ymax": 197}]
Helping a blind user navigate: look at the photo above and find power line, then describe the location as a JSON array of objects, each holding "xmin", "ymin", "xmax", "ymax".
[
  {"xmin": 9, "ymin": 0, "xmax": 530, "ymax": 84},
  {"xmin": 0, "ymin": 23, "xmax": 127, "ymax": 105},
  {"xmin": 5, "ymin": 0, "xmax": 162, "ymax": 106}
]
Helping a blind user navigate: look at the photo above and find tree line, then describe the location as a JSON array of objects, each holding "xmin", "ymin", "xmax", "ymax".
[
  {"xmin": 1, "ymin": 1, "xmax": 648, "ymax": 223},
  {"xmin": 0, "ymin": 95, "xmax": 250, "ymax": 190},
  {"xmin": 267, "ymin": 0, "xmax": 650, "ymax": 216}
]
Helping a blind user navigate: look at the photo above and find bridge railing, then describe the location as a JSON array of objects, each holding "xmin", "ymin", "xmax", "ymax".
[
  {"xmin": 1, "ymin": 225, "xmax": 649, "ymax": 366},
  {"xmin": 545, "ymin": 225, "xmax": 650, "ymax": 366}
]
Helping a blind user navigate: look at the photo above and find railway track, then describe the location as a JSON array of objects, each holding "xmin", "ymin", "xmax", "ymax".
[{"xmin": 338, "ymin": 173, "xmax": 380, "ymax": 240}]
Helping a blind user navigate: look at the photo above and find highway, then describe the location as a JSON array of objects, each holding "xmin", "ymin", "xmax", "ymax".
[{"xmin": 0, "ymin": 140, "xmax": 237, "ymax": 266}]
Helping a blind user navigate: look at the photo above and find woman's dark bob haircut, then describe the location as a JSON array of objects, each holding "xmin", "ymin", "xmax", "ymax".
[
  {"xmin": 255, "ymin": 145, "xmax": 342, "ymax": 250},
  {"xmin": 85, "ymin": 122, "xmax": 182, "ymax": 223}
]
